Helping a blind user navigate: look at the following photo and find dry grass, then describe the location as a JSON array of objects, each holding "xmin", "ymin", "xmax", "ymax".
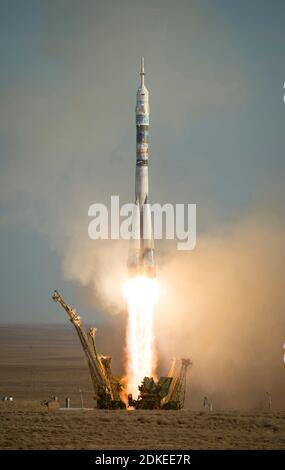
[{"xmin": 0, "ymin": 407, "xmax": 285, "ymax": 449}]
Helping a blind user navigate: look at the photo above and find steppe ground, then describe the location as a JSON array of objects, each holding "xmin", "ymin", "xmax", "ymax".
[
  {"xmin": 0, "ymin": 325, "xmax": 284, "ymax": 450},
  {"xmin": 1, "ymin": 404, "xmax": 285, "ymax": 449}
]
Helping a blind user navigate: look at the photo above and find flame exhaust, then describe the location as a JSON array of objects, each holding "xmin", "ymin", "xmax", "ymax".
[{"xmin": 124, "ymin": 276, "xmax": 158, "ymax": 398}]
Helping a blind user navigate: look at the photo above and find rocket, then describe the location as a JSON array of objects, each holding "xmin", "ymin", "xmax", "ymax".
[{"xmin": 128, "ymin": 58, "xmax": 156, "ymax": 278}]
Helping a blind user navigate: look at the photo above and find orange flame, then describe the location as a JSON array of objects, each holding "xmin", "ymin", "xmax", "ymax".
[{"xmin": 124, "ymin": 276, "xmax": 159, "ymax": 398}]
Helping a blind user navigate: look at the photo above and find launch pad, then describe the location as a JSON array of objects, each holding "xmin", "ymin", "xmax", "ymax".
[{"xmin": 52, "ymin": 290, "xmax": 191, "ymax": 410}]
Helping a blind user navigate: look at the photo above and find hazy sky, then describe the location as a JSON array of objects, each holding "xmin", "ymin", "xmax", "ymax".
[{"xmin": 0, "ymin": 0, "xmax": 284, "ymax": 324}]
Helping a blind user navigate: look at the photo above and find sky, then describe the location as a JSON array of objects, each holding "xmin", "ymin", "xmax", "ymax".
[{"xmin": 0, "ymin": 0, "xmax": 284, "ymax": 322}]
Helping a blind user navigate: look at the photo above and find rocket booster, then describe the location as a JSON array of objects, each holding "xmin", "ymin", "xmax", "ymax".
[{"xmin": 128, "ymin": 58, "xmax": 156, "ymax": 278}]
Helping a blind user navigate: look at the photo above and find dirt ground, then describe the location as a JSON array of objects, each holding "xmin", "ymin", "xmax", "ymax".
[
  {"xmin": 0, "ymin": 404, "xmax": 284, "ymax": 449},
  {"xmin": 0, "ymin": 325, "xmax": 284, "ymax": 449},
  {"xmin": 0, "ymin": 325, "xmax": 100, "ymax": 408}
]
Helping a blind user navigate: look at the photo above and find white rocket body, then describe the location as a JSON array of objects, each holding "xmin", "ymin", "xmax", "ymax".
[{"xmin": 128, "ymin": 58, "xmax": 156, "ymax": 278}]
